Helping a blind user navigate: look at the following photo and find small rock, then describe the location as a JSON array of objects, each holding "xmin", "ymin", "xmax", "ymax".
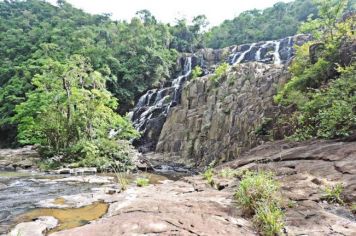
[
  {"xmin": 73, "ymin": 168, "xmax": 97, "ymax": 175},
  {"xmin": 0, "ymin": 183, "xmax": 6, "ymax": 189},
  {"xmin": 55, "ymin": 168, "xmax": 73, "ymax": 174},
  {"xmin": 8, "ymin": 216, "xmax": 58, "ymax": 236},
  {"xmin": 105, "ymin": 188, "xmax": 117, "ymax": 195}
]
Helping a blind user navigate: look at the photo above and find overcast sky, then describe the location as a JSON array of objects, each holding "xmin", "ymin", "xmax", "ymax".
[{"xmin": 46, "ymin": 0, "xmax": 292, "ymax": 26}]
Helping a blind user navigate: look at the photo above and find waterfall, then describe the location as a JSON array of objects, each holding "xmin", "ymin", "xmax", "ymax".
[
  {"xmin": 171, "ymin": 57, "xmax": 192, "ymax": 105},
  {"xmin": 255, "ymin": 42, "xmax": 269, "ymax": 61},
  {"xmin": 273, "ymin": 41, "xmax": 281, "ymax": 64},
  {"xmin": 131, "ymin": 35, "xmax": 305, "ymax": 152},
  {"xmin": 131, "ymin": 56, "xmax": 192, "ymax": 136},
  {"xmin": 233, "ymin": 43, "xmax": 256, "ymax": 64},
  {"xmin": 229, "ymin": 36, "xmax": 299, "ymax": 65}
]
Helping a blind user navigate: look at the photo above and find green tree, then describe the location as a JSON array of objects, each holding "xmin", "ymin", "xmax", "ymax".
[{"xmin": 13, "ymin": 55, "xmax": 138, "ymax": 164}]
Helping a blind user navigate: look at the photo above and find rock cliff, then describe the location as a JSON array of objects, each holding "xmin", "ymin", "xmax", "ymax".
[{"xmin": 156, "ymin": 62, "xmax": 289, "ymax": 166}]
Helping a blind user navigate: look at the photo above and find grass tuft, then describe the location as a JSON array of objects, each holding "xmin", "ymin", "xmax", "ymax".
[
  {"xmin": 135, "ymin": 177, "xmax": 150, "ymax": 187},
  {"xmin": 219, "ymin": 168, "xmax": 237, "ymax": 179},
  {"xmin": 235, "ymin": 170, "xmax": 284, "ymax": 235},
  {"xmin": 203, "ymin": 168, "xmax": 214, "ymax": 186},
  {"xmin": 235, "ymin": 171, "xmax": 280, "ymax": 212},
  {"xmin": 322, "ymin": 183, "xmax": 344, "ymax": 204}
]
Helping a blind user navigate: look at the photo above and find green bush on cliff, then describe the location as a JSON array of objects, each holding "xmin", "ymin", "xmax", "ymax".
[
  {"xmin": 287, "ymin": 64, "xmax": 356, "ymax": 140},
  {"xmin": 191, "ymin": 66, "xmax": 203, "ymax": 80},
  {"xmin": 210, "ymin": 63, "xmax": 229, "ymax": 84}
]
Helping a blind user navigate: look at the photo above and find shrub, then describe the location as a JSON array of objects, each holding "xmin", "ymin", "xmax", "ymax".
[
  {"xmin": 292, "ymin": 65, "xmax": 355, "ymax": 139},
  {"xmin": 70, "ymin": 139, "xmax": 136, "ymax": 172},
  {"xmin": 235, "ymin": 171, "xmax": 284, "ymax": 235},
  {"xmin": 210, "ymin": 62, "xmax": 229, "ymax": 84},
  {"xmin": 191, "ymin": 66, "xmax": 203, "ymax": 80},
  {"xmin": 322, "ymin": 183, "xmax": 344, "ymax": 204},
  {"xmin": 273, "ymin": 1, "xmax": 354, "ymax": 141},
  {"xmin": 135, "ymin": 177, "xmax": 150, "ymax": 187},
  {"xmin": 235, "ymin": 171, "xmax": 280, "ymax": 212}
]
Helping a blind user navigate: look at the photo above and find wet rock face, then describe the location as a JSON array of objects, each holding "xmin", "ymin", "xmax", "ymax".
[
  {"xmin": 156, "ymin": 62, "xmax": 289, "ymax": 166},
  {"xmin": 131, "ymin": 35, "xmax": 310, "ymax": 153}
]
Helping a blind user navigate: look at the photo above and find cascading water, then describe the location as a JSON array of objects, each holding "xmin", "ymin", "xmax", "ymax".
[
  {"xmin": 131, "ymin": 57, "xmax": 193, "ymax": 152},
  {"xmin": 233, "ymin": 43, "xmax": 257, "ymax": 64},
  {"xmin": 273, "ymin": 41, "xmax": 281, "ymax": 64},
  {"xmin": 171, "ymin": 57, "xmax": 192, "ymax": 106},
  {"xmin": 229, "ymin": 36, "xmax": 297, "ymax": 65}
]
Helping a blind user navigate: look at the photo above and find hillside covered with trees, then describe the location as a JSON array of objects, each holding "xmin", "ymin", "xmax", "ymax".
[{"xmin": 0, "ymin": 0, "xmax": 354, "ymax": 170}]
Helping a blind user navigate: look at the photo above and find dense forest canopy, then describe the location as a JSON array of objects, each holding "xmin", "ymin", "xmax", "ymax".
[{"xmin": 205, "ymin": 0, "xmax": 319, "ymax": 48}]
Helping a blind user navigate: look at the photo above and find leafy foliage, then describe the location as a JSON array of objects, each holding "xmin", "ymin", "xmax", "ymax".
[
  {"xmin": 274, "ymin": 0, "xmax": 355, "ymax": 140},
  {"xmin": 0, "ymin": 0, "xmax": 179, "ymax": 146},
  {"xmin": 169, "ymin": 15, "xmax": 209, "ymax": 52},
  {"xmin": 210, "ymin": 63, "xmax": 229, "ymax": 84},
  {"xmin": 191, "ymin": 66, "xmax": 203, "ymax": 80},
  {"xmin": 13, "ymin": 55, "xmax": 138, "ymax": 170}
]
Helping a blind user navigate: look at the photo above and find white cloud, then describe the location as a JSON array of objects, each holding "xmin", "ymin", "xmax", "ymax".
[{"xmin": 46, "ymin": 0, "xmax": 292, "ymax": 26}]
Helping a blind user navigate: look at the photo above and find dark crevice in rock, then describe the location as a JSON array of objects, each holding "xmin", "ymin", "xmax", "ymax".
[
  {"xmin": 333, "ymin": 164, "xmax": 352, "ymax": 175},
  {"xmin": 163, "ymin": 220, "xmax": 201, "ymax": 235},
  {"xmin": 234, "ymin": 156, "xmax": 334, "ymax": 169}
]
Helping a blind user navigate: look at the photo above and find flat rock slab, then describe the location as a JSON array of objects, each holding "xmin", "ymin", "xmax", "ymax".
[{"xmin": 52, "ymin": 180, "xmax": 256, "ymax": 236}]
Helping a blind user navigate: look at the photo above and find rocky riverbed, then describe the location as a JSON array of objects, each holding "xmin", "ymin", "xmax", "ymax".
[{"xmin": 1, "ymin": 139, "xmax": 356, "ymax": 235}]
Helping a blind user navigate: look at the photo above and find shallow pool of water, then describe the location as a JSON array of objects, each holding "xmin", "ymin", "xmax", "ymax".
[
  {"xmin": 0, "ymin": 171, "xmax": 101, "ymax": 234},
  {"xmin": 17, "ymin": 201, "xmax": 109, "ymax": 234}
]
